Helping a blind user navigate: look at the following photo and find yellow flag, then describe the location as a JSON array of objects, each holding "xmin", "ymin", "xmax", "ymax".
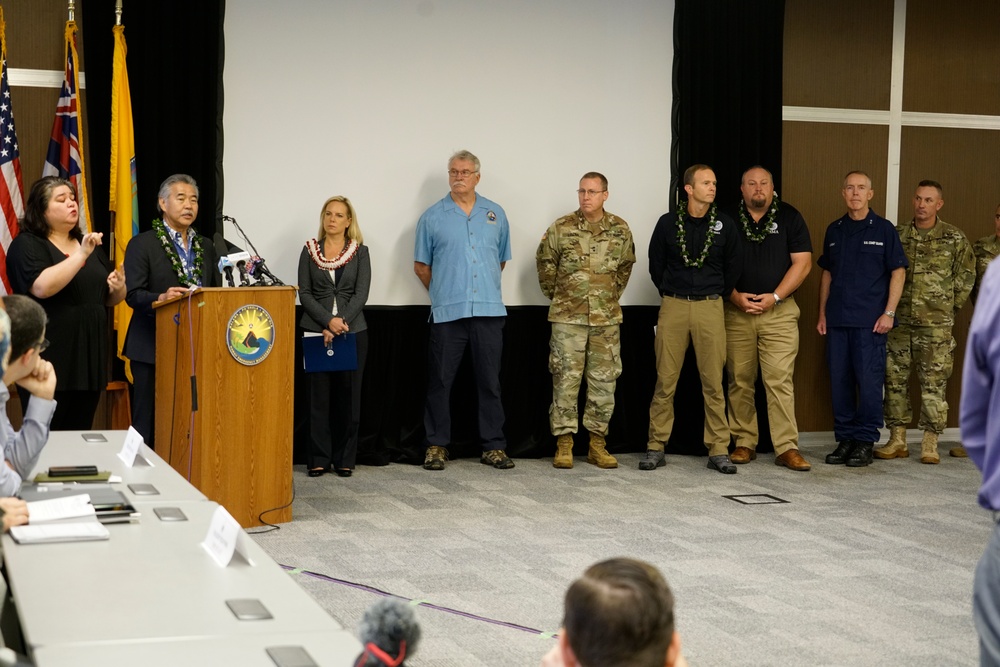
[{"xmin": 110, "ymin": 24, "xmax": 137, "ymax": 381}]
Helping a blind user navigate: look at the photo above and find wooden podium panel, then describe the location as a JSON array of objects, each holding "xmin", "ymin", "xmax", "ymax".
[{"xmin": 154, "ymin": 287, "xmax": 295, "ymax": 527}]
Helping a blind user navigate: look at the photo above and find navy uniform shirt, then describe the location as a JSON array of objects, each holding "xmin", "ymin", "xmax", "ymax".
[
  {"xmin": 648, "ymin": 207, "xmax": 742, "ymax": 298},
  {"xmin": 818, "ymin": 210, "xmax": 908, "ymax": 328}
]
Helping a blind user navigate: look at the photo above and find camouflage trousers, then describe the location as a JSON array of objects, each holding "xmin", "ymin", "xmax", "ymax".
[
  {"xmin": 548, "ymin": 322, "xmax": 622, "ymax": 436},
  {"xmin": 883, "ymin": 324, "xmax": 956, "ymax": 433}
]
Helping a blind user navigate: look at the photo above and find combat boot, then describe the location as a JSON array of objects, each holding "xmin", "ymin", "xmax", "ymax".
[
  {"xmin": 920, "ymin": 431, "xmax": 940, "ymax": 464},
  {"xmin": 553, "ymin": 434, "xmax": 574, "ymax": 469},
  {"xmin": 586, "ymin": 432, "xmax": 618, "ymax": 469},
  {"xmin": 874, "ymin": 426, "xmax": 909, "ymax": 459}
]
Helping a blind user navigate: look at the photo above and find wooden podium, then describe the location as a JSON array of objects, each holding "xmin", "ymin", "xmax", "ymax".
[{"xmin": 153, "ymin": 287, "xmax": 296, "ymax": 527}]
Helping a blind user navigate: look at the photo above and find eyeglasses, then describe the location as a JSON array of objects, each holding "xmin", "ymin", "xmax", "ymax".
[
  {"xmin": 448, "ymin": 169, "xmax": 478, "ymax": 178},
  {"xmin": 577, "ymin": 189, "xmax": 607, "ymax": 197},
  {"xmin": 37, "ymin": 339, "xmax": 49, "ymax": 353}
]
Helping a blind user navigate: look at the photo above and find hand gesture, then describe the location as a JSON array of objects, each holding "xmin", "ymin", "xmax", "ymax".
[
  {"xmin": 107, "ymin": 266, "xmax": 125, "ymax": 291},
  {"xmin": 79, "ymin": 232, "xmax": 104, "ymax": 257}
]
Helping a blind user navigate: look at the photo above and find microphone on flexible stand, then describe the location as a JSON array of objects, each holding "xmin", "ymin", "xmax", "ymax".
[
  {"xmin": 354, "ymin": 598, "xmax": 421, "ymax": 667},
  {"xmin": 213, "ymin": 233, "xmax": 235, "ymax": 287},
  {"xmin": 221, "ymin": 214, "xmax": 285, "ymax": 285}
]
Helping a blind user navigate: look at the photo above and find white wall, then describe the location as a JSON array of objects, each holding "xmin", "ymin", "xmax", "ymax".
[{"xmin": 222, "ymin": 0, "xmax": 673, "ymax": 306}]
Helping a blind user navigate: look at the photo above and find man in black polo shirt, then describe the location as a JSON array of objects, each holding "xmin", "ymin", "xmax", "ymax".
[
  {"xmin": 725, "ymin": 166, "xmax": 813, "ymax": 472},
  {"xmin": 643, "ymin": 164, "xmax": 743, "ymax": 473}
]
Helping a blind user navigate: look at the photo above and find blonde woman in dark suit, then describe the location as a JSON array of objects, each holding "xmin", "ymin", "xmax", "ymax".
[{"xmin": 298, "ymin": 196, "xmax": 371, "ymax": 477}]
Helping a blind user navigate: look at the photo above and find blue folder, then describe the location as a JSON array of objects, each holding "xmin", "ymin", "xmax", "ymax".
[{"xmin": 302, "ymin": 333, "xmax": 358, "ymax": 372}]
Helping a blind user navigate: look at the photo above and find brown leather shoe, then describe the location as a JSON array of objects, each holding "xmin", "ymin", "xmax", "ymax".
[
  {"xmin": 730, "ymin": 446, "xmax": 756, "ymax": 464},
  {"xmin": 775, "ymin": 449, "xmax": 811, "ymax": 471}
]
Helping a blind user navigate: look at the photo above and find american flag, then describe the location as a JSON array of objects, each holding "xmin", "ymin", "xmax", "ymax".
[
  {"xmin": 42, "ymin": 21, "xmax": 90, "ymax": 235},
  {"xmin": 0, "ymin": 10, "xmax": 24, "ymax": 296}
]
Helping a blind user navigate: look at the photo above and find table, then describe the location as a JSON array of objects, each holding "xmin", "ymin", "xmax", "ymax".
[
  {"xmin": 31, "ymin": 431, "xmax": 207, "ymax": 503},
  {"xmin": 1, "ymin": 431, "xmax": 360, "ymax": 665},
  {"xmin": 31, "ymin": 630, "xmax": 362, "ymax": 667}
]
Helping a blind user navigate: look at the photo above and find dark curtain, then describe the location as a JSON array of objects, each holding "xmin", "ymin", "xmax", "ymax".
[
  {"xmin": 80, "ymin": 0, "xmax": 225, "ymax": 241},
  {"xmin": 291, "ymin": 306, "xmax": 718, "ymax": 465},
  {"xmin": 672, "ymin": 0, "xmax": 786, "ymax": 451},
  {"xmin": 672, "ymin": 0, "xmax": 786, "ymax": 201}
]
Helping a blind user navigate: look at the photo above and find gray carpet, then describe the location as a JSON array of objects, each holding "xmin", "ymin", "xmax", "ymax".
[{"xmin": 252, "ymin": 437, "xmax": 986, "ymax": 666}]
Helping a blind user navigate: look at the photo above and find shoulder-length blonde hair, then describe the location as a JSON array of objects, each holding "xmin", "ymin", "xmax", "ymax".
[{"xmin": 317, "ymin": 196, "xmax": 364, "ymax": 244}]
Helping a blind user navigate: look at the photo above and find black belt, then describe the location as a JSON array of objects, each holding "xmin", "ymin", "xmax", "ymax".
[{"xmin": 661, "ymin": 292, "xmax": 720, "ymax": 301}]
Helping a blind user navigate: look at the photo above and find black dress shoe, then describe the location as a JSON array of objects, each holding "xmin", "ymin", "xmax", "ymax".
[
  {"xmin": 846, "ymin": 441, "xmax": 874, "ymax": 467},
  {"xmin": 308, "ymin": 468, "xmax": 326, "ymax": 477},
  {"xmin": 825, "ymin": 440, "xmax": 855, "ymax": 465},
  {"xmin": 335, "ymin": 469, "xmax": 352, "ymax": 478}
]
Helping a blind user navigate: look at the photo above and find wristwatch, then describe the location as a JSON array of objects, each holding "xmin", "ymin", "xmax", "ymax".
[
  {"xmin": 772, "ymin": 293, "xmax": 782, "ymax": 305},
  {"xmin": 884, "ymin": 310, "xmax": 895, "ymax": 317}
]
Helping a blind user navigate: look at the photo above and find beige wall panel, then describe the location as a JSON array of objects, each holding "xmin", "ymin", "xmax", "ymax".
[
  {"xmin": 895, "ymin": 126, "xmax": 1000, "ymax": 428},
  {"xmin": 782, "ymin": 121, "xmax": 889, "ymax": 432},
  {"xmin": 903, "ymin": 0, "xmax": 1000, "ymax": 115},
  {"xmin": 783, "ymin": 0, "xmax": 893, "ymax": 110}
]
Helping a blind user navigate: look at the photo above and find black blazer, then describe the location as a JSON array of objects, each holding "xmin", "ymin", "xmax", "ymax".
[
  {"xmin": 297, "ymin": 243, "xmax": 371, "ymax": 333},
  {"xmin": 123, "ymin": 230, "xmax": 220, "ymax": 364}
]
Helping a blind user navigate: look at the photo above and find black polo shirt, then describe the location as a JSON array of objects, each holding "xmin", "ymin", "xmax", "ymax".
[
  {"xmin": 648, "ymin": 207, "xmax": 743, "ymax": 298},
  {"xmin": 731, "ymin": 201, "xmax": 812, "ymax": 295}
]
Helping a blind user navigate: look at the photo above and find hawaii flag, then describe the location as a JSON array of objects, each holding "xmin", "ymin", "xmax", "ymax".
[
  {"xmin": 110, "ymin": 23, "xmax": 137, "ymax": 379},
  {"xmin": 42, "ymin": 20, "xmax": 91, "ymax": 234},
  {"xmin": 0, "ymin": 7, "xmax": 23, "ymax": 294}
]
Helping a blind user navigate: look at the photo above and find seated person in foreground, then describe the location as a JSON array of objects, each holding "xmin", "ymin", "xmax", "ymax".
[
  {"xmin": 0, "ymin": 295, "xmax": 56, "ymax": 497},
  {"xmin": 542, "ymin": 557, "xmax": 688, "ymax": 667}
]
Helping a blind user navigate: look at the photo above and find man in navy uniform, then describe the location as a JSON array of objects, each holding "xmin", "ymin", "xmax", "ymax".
[{"xmin": 816, "ymin": 171, "xmax": 907, "ymax": 467}]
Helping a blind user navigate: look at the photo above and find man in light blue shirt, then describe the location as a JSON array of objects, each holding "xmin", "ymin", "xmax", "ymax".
[{"xmin": 414, "ymin": 150, "xmax": 513, "ymax": 471}]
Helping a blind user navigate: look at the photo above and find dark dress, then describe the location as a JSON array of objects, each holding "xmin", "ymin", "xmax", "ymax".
[{"xmin": 7, "ymin": 232, "xmax": 112, "ymax": 429}]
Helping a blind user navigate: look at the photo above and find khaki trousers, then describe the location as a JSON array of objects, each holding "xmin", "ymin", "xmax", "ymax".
[
  {"xmin": 647, "ymin": 296, "xmax": 730, "ymax": 456},
  {"xmin": 724, "ymin": 297, "xmax": 801, "ymax": 455}
]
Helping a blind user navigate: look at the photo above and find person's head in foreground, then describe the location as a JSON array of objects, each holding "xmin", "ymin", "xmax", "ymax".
[{"xmin": 546, "ymin": 557, "xmax": 684, "ymax": 667}]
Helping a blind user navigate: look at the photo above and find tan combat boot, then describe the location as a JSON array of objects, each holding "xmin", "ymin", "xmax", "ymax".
[
  {"xmin": 553, "ymin": 434, "xmax": 574, "ymax": 469},
  {"xmin": 586, "ymin": 432, "xmax": 618, "ymax": 469},
  {"xmin": 920, "ymin": 431, "xmax": 940, "ymax": 464},
  {"xmin": 949, "ymin": 445, "xmax": 968, "ymax": 458},
  {"xmin": 874, "ymin": 426, "xmax": 909, "ymax": 459}
]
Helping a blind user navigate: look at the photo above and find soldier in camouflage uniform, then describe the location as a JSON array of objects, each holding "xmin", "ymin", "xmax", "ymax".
[
  {"xmin": 536, "ymin": 172, "xmax": 635, "ymax": 469},
  {"xmin": 876, "ymin": 181, "xmax": 975, "ymax": 464},
  {"xmin": 972, "ymin": 204, "xmax": 1000, "ymax": 303}
]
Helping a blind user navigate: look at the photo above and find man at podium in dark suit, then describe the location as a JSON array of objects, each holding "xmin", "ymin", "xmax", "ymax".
[{"xmin": 123, "ymin": 174, "xmax": 219, "ymax": 449}]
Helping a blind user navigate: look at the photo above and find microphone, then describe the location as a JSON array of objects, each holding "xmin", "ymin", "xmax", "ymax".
[
  {"xmin": 213, "ymin": 233, "xmax": 235, "ymax": 287},
  {"xmin": 220, "ymin": 214, "xmax": 285, "ymax": 285},
  {"xmin": 217, "ymin": 257, "xmax": 235, "ymax": 287},
  {"xmin": 355, "ymin": 598, "xmax": 421, "ymax": 667},
  {"xmin": 228, "ymin": 251, "xmax": 252, "ymax": 286}
]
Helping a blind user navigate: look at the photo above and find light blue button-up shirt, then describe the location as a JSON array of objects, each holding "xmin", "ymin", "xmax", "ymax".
[{"xmin": 414, "ymin": 193, "xmax": 511, "ymax": 324}]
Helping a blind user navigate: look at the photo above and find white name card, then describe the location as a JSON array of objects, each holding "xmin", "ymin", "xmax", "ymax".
[
  {"xmin": 201, "ymin": 505, "xmax": 255, "ymax": 567},
  {"xmin": 116, "ymin": 427, "xmax": 152, "ymax": 467}
]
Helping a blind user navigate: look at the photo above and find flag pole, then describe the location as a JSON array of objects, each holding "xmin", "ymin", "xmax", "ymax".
[
  {"xmin": 68, "ymin": 0, "xmax": 75, "ymax": 22},
  {"xmin": 115, "ymin": 0, "xmax": 123, "ymax": 27}
]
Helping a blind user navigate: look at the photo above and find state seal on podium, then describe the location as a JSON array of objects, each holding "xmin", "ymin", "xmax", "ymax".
[{"xmin": 226, "ymin": 304, "xmax": 275, "ymax": 366}]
